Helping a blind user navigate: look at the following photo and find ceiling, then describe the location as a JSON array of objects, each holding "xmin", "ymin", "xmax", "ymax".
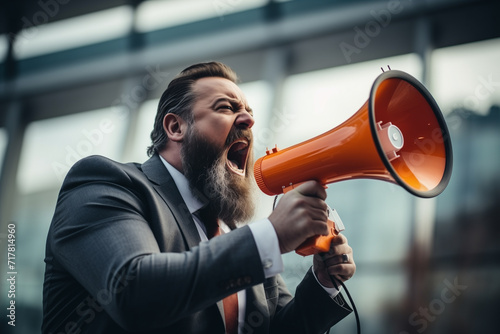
[{"xmin": 1, "ymin": 0, "xmax": 499, "ymax": 126}]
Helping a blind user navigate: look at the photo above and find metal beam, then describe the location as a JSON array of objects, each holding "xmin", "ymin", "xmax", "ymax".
[{"xmin": 0, "ymin": 99, "xmax": 26, "ymax": 236}]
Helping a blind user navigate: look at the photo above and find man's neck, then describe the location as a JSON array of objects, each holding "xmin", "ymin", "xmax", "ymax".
[{"xmin": 159, "ymin": 149, "xmax": 183, "ymax": 174}]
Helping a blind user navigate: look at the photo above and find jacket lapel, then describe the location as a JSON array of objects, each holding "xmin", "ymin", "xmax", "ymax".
[{"xmin": 141, "ymin": 154, "xmax": 201, "ymax": 249}]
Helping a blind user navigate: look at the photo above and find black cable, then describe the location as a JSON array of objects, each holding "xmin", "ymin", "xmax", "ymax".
[
  {"xmin": 272, "ymin": 195, "xmax": 279, "ymax": 210},
  {"xmin": 338, "ymin": 278, "xmax": 360, "ymax": 334},
  {"xmin": 325, "ymin": 277, "xmax": 361, "ymax": 334}
]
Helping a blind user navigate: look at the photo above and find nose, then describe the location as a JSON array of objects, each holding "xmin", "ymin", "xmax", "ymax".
[{"xmin": 235, "ymin": 110, "xmax": 255, "ymax": 129}]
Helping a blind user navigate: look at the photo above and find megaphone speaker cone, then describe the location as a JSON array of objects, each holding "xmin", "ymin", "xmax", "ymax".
[{"xmin": 369, "ymin": 70, "xmax": 453, "ymax": 198}]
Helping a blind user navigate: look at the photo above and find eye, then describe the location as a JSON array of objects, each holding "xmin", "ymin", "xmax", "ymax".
[{"xmin": 218, "ymin": 104, "xmax": 234, "ymax": 111}]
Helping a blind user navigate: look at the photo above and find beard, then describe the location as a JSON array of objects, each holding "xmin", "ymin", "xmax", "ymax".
[{"xmin": 181, "ymin": 126, "xmax": 257, "ymax": 230}]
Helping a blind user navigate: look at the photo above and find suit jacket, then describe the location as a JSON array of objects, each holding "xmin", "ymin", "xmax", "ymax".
[{"xmin": 42, "ymin": 154, "xmax": 352, "ymax": 334}]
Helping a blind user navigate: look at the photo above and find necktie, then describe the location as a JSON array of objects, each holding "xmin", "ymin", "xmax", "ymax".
[
  {"xmin": 195, "ymin": 207, "xmax": 239, "ymax": 334},
  {"xmin": 223, "ymin": 292, "xmax": 239, "ymax": 334}
]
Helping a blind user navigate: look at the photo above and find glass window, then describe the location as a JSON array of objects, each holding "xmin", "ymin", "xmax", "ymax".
[
  {"xmin": 431, "ymin": 37, "xmax": 500, "ymax": 116},
  {"xmin": 125, "ymin": 98, "xmax": 157, "ymax": 164},
  {"xmin": 16, "ymin": 107, "xmax": 129, "ymax": 194},
  {"xmin": 430, "ymin": 38, "xmax": 500, "ymax": 221},
  {"xmin": 427, "ymin": 37, "xmax": 500, "ymax": 334},
  {"xmin": 12, "ymin": 188, "xmax": 59, "ymax": 322},
  {"xmin": 0, "ymin": 128, "xmax": 6, "ymax": 175},
  {"xmin": 135, "ymin": 0, "xmax": 267, "ymax": 32},
  {"xmin": 0, "ymin": 34, "xmax": 7, "ymax": 63},
  {"xmin": 14, "ymin": 6, "xmax": 134, "ymax": 60}
]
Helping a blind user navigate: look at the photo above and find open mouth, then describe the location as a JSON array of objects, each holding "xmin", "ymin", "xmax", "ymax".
[{"xmin": 226, "ymin": 139, "xmax": 250, "ymax": 176}]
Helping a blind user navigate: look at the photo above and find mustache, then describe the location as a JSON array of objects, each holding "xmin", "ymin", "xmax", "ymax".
[{"xmin": 224, "ymin": 128, "xmax": 253, "ymax": 148}]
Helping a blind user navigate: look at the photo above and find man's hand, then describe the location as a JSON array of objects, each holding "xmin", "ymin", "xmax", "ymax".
[
  {"xmin": 313, "ymin": 233, "xmax": 356, "ymax": 288},
  {"xmin": 268, "ymin": 181, "xmax": 330, "ymax": 254}
]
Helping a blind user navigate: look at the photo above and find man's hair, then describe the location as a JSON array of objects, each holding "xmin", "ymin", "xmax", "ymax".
[{"xmin": 147, "ymin": 61, "xmax": 239, "ymax": 156}]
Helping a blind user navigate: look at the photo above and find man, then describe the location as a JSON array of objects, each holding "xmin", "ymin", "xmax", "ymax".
[{"xmin": 42, "ymin": 62, "xmax": 356, "ymax": 334}]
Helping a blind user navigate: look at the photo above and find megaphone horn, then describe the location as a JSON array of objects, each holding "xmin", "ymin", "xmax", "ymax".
[{"xmin": 253, "ymin": 69, "xmax": 453, "ymax": 255}]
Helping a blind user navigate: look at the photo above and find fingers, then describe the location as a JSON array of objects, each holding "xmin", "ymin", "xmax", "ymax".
[
  {"xmin": 268, "ymin": 181, "xmax": 330, "ymax": 254},
  {"xmin": 322, "ymin": 253, "xmax": 350, "ymax": 265},
  {"xmin": 322, "ymin": 253, "xmax": 353, "ymax": 269},
  {"xmin": 293, "ymin": 182, "xmax": 329, "ymax": 228},
  {"xmin": 322, "ymin": 233, "xmax": 349, "ymax": 256},
  {"xmin": 314, "ymin": 234, "xmax": 356, "ymax": 284},
  {"xmin": 331, "ymin": 232, "xmax": 347, "ymax": 245},
  {"xmin": 327, "ymin": 262, "xmax": 356, "ymax": 282}
]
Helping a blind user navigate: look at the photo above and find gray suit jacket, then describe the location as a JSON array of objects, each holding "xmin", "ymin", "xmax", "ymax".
[{"xmin": 42, "ymin": 154, "xmax": 351, "ymax": 333}]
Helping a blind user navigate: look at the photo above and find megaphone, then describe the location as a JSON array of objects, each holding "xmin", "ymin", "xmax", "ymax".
[{"xmin": 254, "ymin": 69, "xmax": 453, "ymax": 256}]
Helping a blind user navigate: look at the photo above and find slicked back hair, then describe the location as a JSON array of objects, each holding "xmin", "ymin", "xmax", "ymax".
[{"xmin": 147, "ymin": 62, "xmax": 239, "ymax": 156}]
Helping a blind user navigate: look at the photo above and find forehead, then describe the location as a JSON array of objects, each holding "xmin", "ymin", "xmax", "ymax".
[{"xmin": 192, "ymin": 77, "xmax": 247, "ymax": 102}]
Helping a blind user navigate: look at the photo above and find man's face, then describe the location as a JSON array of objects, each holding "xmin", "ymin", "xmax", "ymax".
[{"xmin": 181, "ymin": 77, "xmax": 256, "ymax": 229}]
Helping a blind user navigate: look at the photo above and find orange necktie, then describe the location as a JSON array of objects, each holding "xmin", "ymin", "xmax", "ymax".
[
  {"xmin": 213, "ymin": 227, "xmax": 239, "ymax": 334},
  {"xmin": 223, "ymin": 292, "xmax": 238, "ymax": 334},
  {"xmin": 196, "ymin": 209, "xmax": 239, "ymax": 334}
]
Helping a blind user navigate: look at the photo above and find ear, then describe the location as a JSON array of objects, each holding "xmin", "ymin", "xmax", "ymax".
[{"xmin": 163, "ymin": 113, "xmax": 187, "ymax": 142}]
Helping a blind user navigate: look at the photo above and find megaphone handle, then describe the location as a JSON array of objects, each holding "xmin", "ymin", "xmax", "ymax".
[
  {"xmin": 295, "ymin": 219, "xmax": 338, "ymax": 256},
  {"xmin": 282, "ymin": 183, "xmax": 339, "ymax": 257}
]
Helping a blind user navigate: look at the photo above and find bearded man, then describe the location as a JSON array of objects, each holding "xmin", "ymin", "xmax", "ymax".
[{"xmin": 42, "ymin": 62, "xmax": 356, "ymax": 334}]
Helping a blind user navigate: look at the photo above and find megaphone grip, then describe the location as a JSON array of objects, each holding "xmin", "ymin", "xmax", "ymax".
[{"xmin": 295, "ymin": 218, "xmax": 337, "ymax": 256}]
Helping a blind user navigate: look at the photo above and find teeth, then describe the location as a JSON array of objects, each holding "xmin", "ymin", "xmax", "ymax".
[{"xmin": 231, "ymin": 141, "xmax": 248, "ymax": 152}]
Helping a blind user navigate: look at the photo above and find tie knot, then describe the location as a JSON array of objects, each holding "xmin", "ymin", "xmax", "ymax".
[{"xmin": 195, "ymin": 206, "xmax": 220, "ymax": 238}]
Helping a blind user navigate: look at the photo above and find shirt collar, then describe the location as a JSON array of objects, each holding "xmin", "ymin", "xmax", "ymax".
[{"xmin": 158, "ymin": 155, "xmax": 206, "ymax": 214}]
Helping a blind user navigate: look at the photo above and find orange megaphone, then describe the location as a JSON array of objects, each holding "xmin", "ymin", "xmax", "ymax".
[{"xmin": 254, "ymin": 69, "xmax": 453, "ymax": 256}]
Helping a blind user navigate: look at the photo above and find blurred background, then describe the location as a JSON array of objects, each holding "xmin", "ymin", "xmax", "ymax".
[{"xmin": 1, "ymin": 0, "xmax": 499, "ymax": 333}]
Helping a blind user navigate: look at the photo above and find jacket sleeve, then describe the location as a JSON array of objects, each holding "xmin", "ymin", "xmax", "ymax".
[
  {"xmin": 270, "ymin": 268, "xmax": 353, "ymax": 334},
  {"xmin": 47, "ymin": 156, "xmax": 266, "ymax": 331}
]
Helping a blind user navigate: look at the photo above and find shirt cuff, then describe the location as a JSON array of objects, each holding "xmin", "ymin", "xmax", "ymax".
[
  {"xmin": 311, "ymin": 265, "xmax": 341, "ymax": 298},
  {"xmin": 248, "ymin": 219, "xmax": 284, "ymax": 278}
]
